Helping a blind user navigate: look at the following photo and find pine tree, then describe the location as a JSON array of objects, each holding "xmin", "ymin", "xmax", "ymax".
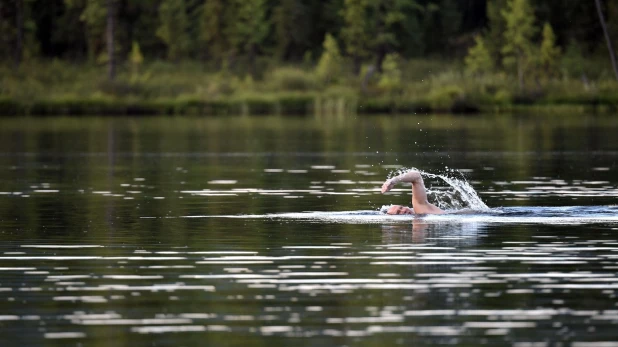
[
  {"xmin": 225, "ymin": 0, "xmax": 269, "ymax": 74},
  {"xmin": 371, "ymin": 0, "xmax": 409, "ymax": 72},
  {"xmin": 229, "ymin": 0, "xmax": 268, "ymax": 56},
  {"xmin": 465, "ymin": 35, "xmax": 493, "ymax": 76},
  {"xmin": 198, "ymin": 0, "xmax": 227, "ymax": 62},
  {"xmin": 156, "ymin": 0, "xmax": 190, "ymax": 61},
  {"xmin": 501, "ymin": 0, "xmax": 537, "ymax": 90},
  {"xmin": 340, "ymin": 0, "xmax": 371, "ymax": 75},
  {"xmin": 130, "ymin": 41, "xmax": 143, "ymax": 81},
  {"xmin": 486, "ymin": 0, "xmax": 508, "ymax": 67},
  {"xmin": 316, "ymin": 33, "xmax": 342, "ymax": 83},
  {"xmin": 539, "ymin": 23, "xmax": 561, "ymax": 78}
]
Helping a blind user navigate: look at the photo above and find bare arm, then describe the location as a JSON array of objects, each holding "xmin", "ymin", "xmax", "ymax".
[
  {"xmin": 381, "ymin": 170, "xmax": 443, "ymax": 214},
  {"xmin": 381, "ymin": 170, "xmax": 428, "ymax": 202}
]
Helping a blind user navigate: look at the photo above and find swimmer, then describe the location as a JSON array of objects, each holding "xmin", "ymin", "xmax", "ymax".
[{"xmin": 381, "ymin": 170, "xmax": 445, "ymax": 215}]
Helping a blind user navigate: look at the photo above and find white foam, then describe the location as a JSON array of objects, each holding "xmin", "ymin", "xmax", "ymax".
[{"xmin": 182, "ymin": 207, "xmax": 618, "ymax": 225}]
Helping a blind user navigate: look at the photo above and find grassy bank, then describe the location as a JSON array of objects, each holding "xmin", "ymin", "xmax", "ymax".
[{"xmin": 1, "ymin": 59, "xmax": 617, "ymax": 116}]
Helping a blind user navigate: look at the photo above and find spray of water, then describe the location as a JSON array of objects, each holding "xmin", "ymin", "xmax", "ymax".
[{"xmin": 388, "ymin": 167, "xmax": 490, "ymax": 212}]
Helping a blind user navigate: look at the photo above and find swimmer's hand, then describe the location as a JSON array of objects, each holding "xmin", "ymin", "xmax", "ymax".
[
  {"xmin": 381, "ymin": 171, "xmax": 422, "ymax": 194},
  {"xmin": 381, "ymin": 179, "xmax": 396, "ymax": 194}
]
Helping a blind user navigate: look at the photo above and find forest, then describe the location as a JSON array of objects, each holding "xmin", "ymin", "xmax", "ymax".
[{"xmin": 1, "ymin": 0, "xmax": 618, "ymax": 115}]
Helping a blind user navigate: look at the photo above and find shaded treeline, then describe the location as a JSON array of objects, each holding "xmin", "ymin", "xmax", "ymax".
[
  {"xmin": 1, "ymin": 0, "xmax": 616, "ymax": 70},
  {"xmin": 1, "ymin": 0, "xmax": 618, "ymax": 116}
]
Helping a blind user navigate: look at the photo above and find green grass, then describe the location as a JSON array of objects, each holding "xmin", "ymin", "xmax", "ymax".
[{"xmin": 1, "ymin": 58, "xmax": 617, "ymax": 116}]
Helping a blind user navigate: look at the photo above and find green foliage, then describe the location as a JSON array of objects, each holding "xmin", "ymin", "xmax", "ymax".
[
  {"xmin": 486, "ymin": 0, "xmax": 508, "ymax": 67},
  {"xmin": 198, "ymin": 0, "xmax": 227, "ymax": 60},
  {"xmin": 340, "ymin": 0, "xmax": 371, "ymax": 61},
  {"xmin": 3, "ymin": 1, "xmax": 618, "ymax": 115},
  {"xmin": 377, "ymin": 53, "xmax": 402, "ymax": 93},
  {"xmin": 3, "ymin": 58, "xmax": 618, "ymax": 115},
  {"xmin": 561, "ymin": 41, "xmax": 586, "ymax": 79},
  {"xmin": 426, "ymin": 84, "xmax": 464, "ymax": 109},
  {"xmin": 272, "ymin": 0, "xmax": 311, "ymax": 60},
  {"xmin": 394, "ymin": 1, "xmax": 424, "ymax": 57},
  {"xmin": 597, "ymin": 80, "xmax": 618, "ymax": 96},
  {"xmin": 130, "ymin": 41, "xmax": 144, "ymax": 82},
  {"xmin": 421, "ymin": 1, "xmax": 446, "ymax": 54},
  {"xmin": 370, "ymin": 0, "xmax": 413, "ymax": 53},
  {"xmin": 316, "ymin": 34, "xmax": 343, "ymax": 83},
  {"xmin": 501, "ymin": 0, "xmax": 537, "ymax": 89},
  {"xmin": 266, "ymin": 67, "xmax": 317, "ymax": 92},
  {"xmin": 157, "ymin": 0, "xmax": 190, "ymax": 61},
  {"xmin": 65, "ymin": 0, "xmax": 106, "ymax": 62},
  {"xmin": 539, "ymin": 23, "xmax": 561, "ymax": 78},
  {"xmin": 559, "ymin": 42, "xmax": 612, "ymax": 81},
  {"xmin": 341, "ymin": 0, "xmax": 423, "ymax": 67},
  {"xmin": 465, "ymin": 35, "xmax": 493, "ymax": 76},
  {"xmin": 125, "ymin": 0, "xmax": 161, "ymax": 58},
  {"xmin": 0, "ymin": 0, "xmax": 614, "ymax": 76},
  {"xmin": 130, "ymin": 41, "xmax": 144, "ymax": 66},
  {"xmin": 226, "ymin": 0, "xmax": 269, "ymax": 56}
]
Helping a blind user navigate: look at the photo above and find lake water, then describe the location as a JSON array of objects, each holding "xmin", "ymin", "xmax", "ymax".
[{"xmin": 0, "ymin": 114, "xmax": 617, "ymax": 346}]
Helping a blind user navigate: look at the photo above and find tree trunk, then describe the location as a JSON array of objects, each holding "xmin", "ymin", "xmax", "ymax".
[
  {"xmin": 106, "ymin": 0, "xmax": 116, "ymax": 80},
  {"xmin": 595, "ymin": 0, "xmax": 618, "ymax": 81},
  {"xmin": 15, "ymin": 0, "xmax": 23, "ymax": 68}
]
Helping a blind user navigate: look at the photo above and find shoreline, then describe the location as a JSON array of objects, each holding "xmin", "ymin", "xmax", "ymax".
[{"xmin": 2, "ymin": 96, "xmax": 617, "ymax": 116}]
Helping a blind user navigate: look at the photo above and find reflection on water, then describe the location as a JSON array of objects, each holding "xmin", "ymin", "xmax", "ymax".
[
  {"xmin": 3, "ymin": 233, "xmax": 618, "ymax": 344},
  {"xmin": 381, "ymin": 220, "xmax": 482, "ymax": 246},
  {"xmin": 1, "ymin": 115, "xmax": 618, "ymax": 346}
]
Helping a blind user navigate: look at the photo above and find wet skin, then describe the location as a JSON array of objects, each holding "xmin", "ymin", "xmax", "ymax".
[
  {"xmin": 387, "ymin": 205, "xmax": 414, "ymax": 215},
  {"xmin": 382, "ymin": 170, "xmax": 444, "ymax": 215}
]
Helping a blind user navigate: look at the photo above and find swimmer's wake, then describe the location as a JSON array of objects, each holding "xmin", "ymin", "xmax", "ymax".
[
  {"xmin": 176, "ymin": 206, "xmax": 618, "ymax": 225},
  {"xmin": 380, "ymin": 168, "xmax": 489, "ymax": 215},
  {"xmin": 149, "ymin": 168, "xmax": 618, "ymax": 225}
]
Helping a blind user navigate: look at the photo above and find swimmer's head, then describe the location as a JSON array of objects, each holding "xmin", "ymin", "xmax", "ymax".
[{"xmin": 386, "ymin": 205, "xmax": 414, "ymax": 215}]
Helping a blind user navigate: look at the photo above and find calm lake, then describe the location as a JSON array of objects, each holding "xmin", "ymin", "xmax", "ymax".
[{"xmin": 1, "ymin": 114, "xmax": 618, "ymax": 346}]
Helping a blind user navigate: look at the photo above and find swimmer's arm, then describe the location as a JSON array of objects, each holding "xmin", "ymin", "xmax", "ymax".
[
  {"xmin": 381, "ymin": 170, "xmax": 425, "ymax": 199},
  {"xmin": 381, "ymin": 171, "xmax": 440, "ymax": 213}
]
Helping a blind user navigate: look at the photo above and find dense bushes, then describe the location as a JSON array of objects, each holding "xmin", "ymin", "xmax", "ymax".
[{"xmin": 1, "ymin": 58, "xmax": 617, "ymax": 116}]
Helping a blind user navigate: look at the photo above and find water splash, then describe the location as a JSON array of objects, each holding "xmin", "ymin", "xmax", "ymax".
[{"xmin": 390, "ymin": 168, "xmax": 490, "ymax": 212}]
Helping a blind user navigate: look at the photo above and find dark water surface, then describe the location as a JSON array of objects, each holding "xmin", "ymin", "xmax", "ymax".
[{"xmin": 0, "ymin": 114, "xmax": 617, "ymax": 346}]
